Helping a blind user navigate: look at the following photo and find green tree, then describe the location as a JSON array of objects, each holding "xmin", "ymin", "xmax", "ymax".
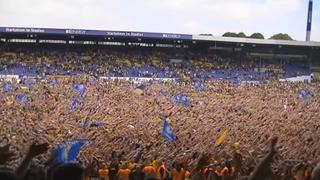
[
  {"xmin": 222, "ymin": 32, "xmax": 238, "ymax": 37},
  {"xmin": 249, "ymin": 33, "xmax": 265, "ymax": 39},
  {"xmin": 237, "ymin": 32, "xmax": 246, "ymax": 38},
  {"xmin": 222, "ymin": 32, "xmax": 247, "ymax": 38},
  {"xmin": 270, "ymin": 33, "xmax": 293, "ymax": 40}
]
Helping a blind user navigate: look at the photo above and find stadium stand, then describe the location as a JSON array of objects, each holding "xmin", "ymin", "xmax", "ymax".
[
  {"xmin": 0, "ymin": 48, "xmax": 312, "ymax": 81},
  {"xmin": 0, "ymin": 27, "xmax": 320, "ymax": 180}
]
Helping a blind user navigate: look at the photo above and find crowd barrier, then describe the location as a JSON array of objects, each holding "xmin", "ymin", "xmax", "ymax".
[
  {"xmin": 99, "ymin": 76, "xmax": 177, "ymax": 84},
  {"xmin": 0, "ymin": 75, "xmax": 20, "ymax": 83},
  {"xmin": 279, "ymin": 75, "xmax": 312, "ymax": 83},
  {"xmin": 0, "ymin": 74, "xmax": 316, "ymax": 84}
]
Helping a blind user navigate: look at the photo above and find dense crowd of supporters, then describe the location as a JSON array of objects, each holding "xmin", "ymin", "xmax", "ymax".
[
  {"xmin": 0, "ymin": 47, "xmax": 318, "ymax": 179},
  {"xmin": 0, "ymin": 48, "xmax": 310, "ymax": 80},
  {"xmin": 0, "ymin": 76, "xmax": 319, "ymax": 179}
]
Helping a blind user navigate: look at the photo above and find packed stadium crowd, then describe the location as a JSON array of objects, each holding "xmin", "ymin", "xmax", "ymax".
[
  {"xmin": 0, "ymin": 76, "xmax": 320, "ymax": 180},
  {"xmin": 0, "ymin": 47, "xmax": 319, "ymax": 180},
  {"xmin": 0, "ymin": 48, "xmax": 309, "ymax": 80}
]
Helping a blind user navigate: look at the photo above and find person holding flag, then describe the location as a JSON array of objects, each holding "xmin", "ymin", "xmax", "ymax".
[
  {"xmin": 54, "ymin": 139, "xmax": 88, "ymax": 164},
  {"xmin": 161, "ymin": 114, "xmax": 175, "ymax": 143}
]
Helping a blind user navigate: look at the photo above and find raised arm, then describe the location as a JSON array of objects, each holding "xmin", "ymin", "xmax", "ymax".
[
  {"xmin": 248, "ymin": 137, "xmax": 278, "ymax": 180},
  {"xmin": 15, "ymin": 142, "xmax": 49, "ymax": 180},
  {"xmin": 0, "ymin": 144, "xmax": 15, "ymax": 165}
]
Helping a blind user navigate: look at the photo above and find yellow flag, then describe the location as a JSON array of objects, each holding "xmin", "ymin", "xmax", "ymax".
[
  {"xmin": 314, "ymin": 72, "xmax": 320, "ymax": 82},
  {"xmin": 215, "ymin": 129, "xmax": 228, "ymax": 146}
]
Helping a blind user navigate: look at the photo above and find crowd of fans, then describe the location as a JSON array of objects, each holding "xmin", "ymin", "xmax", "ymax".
[
  {"xmin": 0, "ymin": 47, "xmax": 319, "ymax": 180},
  {"xmin": 0, "ymin": 48, "xmax": 310, "ymax": 81},
  {"xmin": 0, "ymin": 76, "xmax": 319, "ymax": 179}
]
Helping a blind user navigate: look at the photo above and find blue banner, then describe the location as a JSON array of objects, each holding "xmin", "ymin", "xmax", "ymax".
[
  {"xmin": 73, "ymin": 84, "xmax": 86, "ymax": 96},
  {"xmin": 161, "ymin": 115, "xmax": 175, "ymax": 143},
  {"xmin": 54, "ymin": 139, "xmax": 88, "ymax": 163},
  {"xmin": 2, "ymin": 82, "xmax": 10, "ymax": 93},
  {"xmin": 16, "ymin": 94, "xmax": 28, "ymax": 105},
  {"xmin": 298, "ymin": 89, "xmax": 312, "ymax": 99},
  {"xmin": 0, "ymin": 27, "xmax": 192, "ymax": 40},
  {"xmin": 172, "ymin": 94, "xmax": 191, "ymax": 106},
  {"xmin": 192, "ymin": 81, "xmax": 205, "ymax": 91}
]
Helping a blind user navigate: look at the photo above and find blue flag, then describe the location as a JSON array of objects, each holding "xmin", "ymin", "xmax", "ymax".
[
  {"xmin": 54, "ymin": 140, "xmax": 88, "ymax": 163},
  {"xmin": 91, "ymin": 121, "xmax": 105, "ymax": 128},
  {"xmin": 2, "ymin": 83, "xmax": 10, "ymax": 93},
  {"xmin": 192, "ymin": 81, "xmax": 205, "ymax": 91},
  {"xmin": 161, "ymin": 116, "xmax": 175, "ymax": 143},
  {"xmin": 68, "ymin": 97, "xmax": 80, "ymax": 111},
  {"xmin": 172, "ymin": 94, "xmax": 190, "ymax": 106},
  {"xmin": 73, "ymin": 84, "xmax": 86, "ymax": 96},
  {"xmin": 16, "ymin": 94, "xmax": 28, "ymax": 105},
  {"xmin": 298, "ymin": 89, "xmax": 311, "ymax": 99}
]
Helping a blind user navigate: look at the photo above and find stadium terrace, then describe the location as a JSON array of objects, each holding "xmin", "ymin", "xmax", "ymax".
[{"xmin": 0, "ymin": 26, "xmax": 320, "ymax": 82}]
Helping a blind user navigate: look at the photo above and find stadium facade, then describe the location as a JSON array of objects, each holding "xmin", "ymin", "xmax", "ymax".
[{"xmin": 0, "ymin": 26, "xmax": 320, "ymax": 74}]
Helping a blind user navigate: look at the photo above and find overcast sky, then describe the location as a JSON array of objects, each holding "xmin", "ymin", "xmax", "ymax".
[{"xmin": 0, "ymin": 0, "xmax": 319, "ymax": 41}]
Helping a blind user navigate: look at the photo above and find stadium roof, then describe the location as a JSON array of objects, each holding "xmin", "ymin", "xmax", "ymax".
[{"xmin": 1, "ymin": 27, "xmax": 320, "ymax": 47}]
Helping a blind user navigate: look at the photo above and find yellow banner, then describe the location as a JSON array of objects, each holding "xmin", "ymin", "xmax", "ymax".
[{"xmin": 313, "ymin": 72, "xmax": 320, "ymax": 81}]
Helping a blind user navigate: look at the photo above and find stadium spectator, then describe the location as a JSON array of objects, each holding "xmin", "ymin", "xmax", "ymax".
[
  {"xmin": 98, "ymin": 163, "xmax": 109, "ymax": 180},
  {"xmin": 48, "ymin": 163, "xmax": 84, "ymax": 180}
]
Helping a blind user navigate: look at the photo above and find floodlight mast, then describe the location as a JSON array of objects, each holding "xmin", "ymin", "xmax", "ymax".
[{"xmin": 306, "ymin": 0, "xmax": 313, "ymax": 41}]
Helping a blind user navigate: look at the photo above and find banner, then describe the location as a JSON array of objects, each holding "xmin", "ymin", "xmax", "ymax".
[
  {"xmin": 0, "ymin": 27, "xmax": 193, "ymax": 40},
  {"xmin": 313, "ymin": 72, "xmax": 320, "ymax": 81}
]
